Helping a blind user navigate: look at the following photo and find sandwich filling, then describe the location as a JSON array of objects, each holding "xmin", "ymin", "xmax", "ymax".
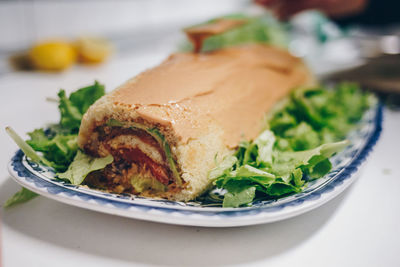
[{"xmin": 84, "ymin": 119, "xmax": 181, "ymax": 195}]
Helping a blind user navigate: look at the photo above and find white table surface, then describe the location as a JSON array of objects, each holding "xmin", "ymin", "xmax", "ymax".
[{"xmin": 1, "ymin": 37, "xmax": 400, "ymax": 267}]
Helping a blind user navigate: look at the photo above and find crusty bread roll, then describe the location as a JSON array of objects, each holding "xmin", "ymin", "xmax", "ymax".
[{"xmin": 78, "ymin": 44, "xmax": 313, "ymax": 201}]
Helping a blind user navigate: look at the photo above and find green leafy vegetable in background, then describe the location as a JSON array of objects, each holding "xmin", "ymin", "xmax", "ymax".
[
  {"xmin": 182, "ymin": 13, "xmax": 288, "ymax": 52},
  {"xmin": 209, "ymin": 83, "xmax": 374, "ymax": 207},
  {"xmin": 5, "ymin": 81, "xmax": 106, "ymax": 207}
]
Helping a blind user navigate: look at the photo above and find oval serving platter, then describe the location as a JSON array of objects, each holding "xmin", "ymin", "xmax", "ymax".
[{"xmin": 8, "ymin": 104, "xmax": 383, "ymax": 227}]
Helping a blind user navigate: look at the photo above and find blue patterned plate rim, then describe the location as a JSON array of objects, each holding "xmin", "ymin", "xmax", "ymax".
[{"xmin": 8, "ymin": 103, "xmax": 383, "ymax": 215}]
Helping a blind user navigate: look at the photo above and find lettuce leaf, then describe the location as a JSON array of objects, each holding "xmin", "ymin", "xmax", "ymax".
[
  {"xmin": 270, "ymin": 140, "xmax": 349, "ymax": 178},
  {"xmin": 57, "ymin": 151, "xmax": 113, "ymax": 185},
  {"xmin": 288, "ymin": 83, "xmax": 373, "ymax": 141},
  {"xmin": 213, "ymin": 137, "xmax": 348, "ymax": 207},
  {"xmin": 4, "ymin": 187, "xmax": 38, "ymax": 208},
  {"xmin": 223, "ymin": 186, "xmax": 256, "ymax": 208},
  {"xmin": 208, "ymin": 155, "xmax": 237, "ymax": 180}
]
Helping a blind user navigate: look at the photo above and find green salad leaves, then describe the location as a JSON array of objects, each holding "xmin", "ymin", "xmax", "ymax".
[
  {"xmin": 24, "ymin": 81, "xmax": 105, "ymax": 172},
  {"xmin": 5, "ymin": 82, "xmax": 106, "ymax": 207},
  {"xmin": 209, "ymin": 83, "xmax": 374, "ymax": 207}
]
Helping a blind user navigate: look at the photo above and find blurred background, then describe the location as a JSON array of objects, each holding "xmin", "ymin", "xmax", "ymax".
[
  {"xmin": 0, "ymin": 0, "xmax": 250, "ymax": 75},
  {"xmin": 1, "ymin": 1, "xmax": 400, "ymax": 267},
  {"xmin": 0, "ymin": 0, "xmax": 249, "ymax": 50},
  {"xmin": 1, "ymin": 0, "xmax": 400, "ymax": 84}
]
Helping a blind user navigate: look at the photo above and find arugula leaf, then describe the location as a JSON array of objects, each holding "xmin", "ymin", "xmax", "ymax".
[
  {"xmin": 27, "ymin": 81, "xmax": 106, "ymax": 171},
  {"xmin": 58, "ymin": 90, "xmax": 83, "ymax": 132},
  {"xmin": 27, "ymin": 129, "xmax": 78, "ymax": 171},
  {"xmin": 4, "ymin": 187, "xmax": 38, "ymax": 208},
  {"xmin": 58, "ymin": 81, "xmax": 105, "ymax": 132},
  {"xmin": 57, "ymin": 151, "xmax": 113, "ymax": 185},
  {"xmin": 5, "ymin": 127, "xmax": 51, "ymax": 166},
  {"xmin": 6, "ymin": 82, "xmax": 106, "ymax": 207},
  {"xmin": 69, "ymin": 81, "xmax": 105, "ymax": 114}
]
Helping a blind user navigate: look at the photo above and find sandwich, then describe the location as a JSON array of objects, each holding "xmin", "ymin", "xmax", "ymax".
[
  {"xmin": 6, "ymin": 15, "xmax": 373, "ymax": 209},
  {"xmin": 78, "ymin": 44, "xmax": 313, "ymax": 201}
]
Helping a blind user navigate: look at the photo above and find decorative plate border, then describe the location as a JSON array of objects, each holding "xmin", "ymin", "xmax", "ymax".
[{"xmin": 8, "ymin": 104, "xmax": 383, "ymax": 227}]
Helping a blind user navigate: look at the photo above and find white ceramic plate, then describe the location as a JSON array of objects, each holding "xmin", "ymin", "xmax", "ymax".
[{"xmin": 8, "ymin": 104, "xmax": 383, "ymax": 227}]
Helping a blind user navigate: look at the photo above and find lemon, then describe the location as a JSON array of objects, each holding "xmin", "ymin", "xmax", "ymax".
[
  {"xmin": 75, "ymin": 36, "xmax": 112, "ymax": 64},
  {"xmin": 29, "ymin": 41, "xmax": 77, "ymax": 71}
]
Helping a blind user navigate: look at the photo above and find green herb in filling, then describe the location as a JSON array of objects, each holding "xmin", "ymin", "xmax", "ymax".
[
  {"xmin": 131, "ymin": 175, "xmax": 167, "ymax": 193},
  {"xmin": 106, "ymin": 119, "xmax": 182, "ymax": 186}
]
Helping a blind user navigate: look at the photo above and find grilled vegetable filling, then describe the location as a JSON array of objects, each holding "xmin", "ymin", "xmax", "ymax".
[{"xmin": 84, "ymin": 122, "xmax": 181, "ymax": 194}]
